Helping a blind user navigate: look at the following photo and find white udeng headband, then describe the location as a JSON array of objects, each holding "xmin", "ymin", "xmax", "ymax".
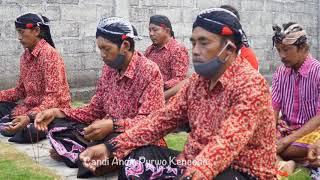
[
  {"xmin": 35, "ymin": 13, "xmax": 49, "ymax": 26},
  {"xmin": 97, "ymin": 16, "xmax": 142, "ymax": 40},
  {"xmin": 198, "ymin": 7, "xmax": 238, "ymax": 19},
  {"xmin": 281, "ymin": 23, "xmax": 307, "ymax": 45}
]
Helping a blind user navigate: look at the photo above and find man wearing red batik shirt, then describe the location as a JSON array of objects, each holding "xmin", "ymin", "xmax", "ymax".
[
  {"xmin": 79, "ymin": 8, "xmax": 276, "ymax": 180},
  {"xmin": 34, "ymin": 17, "xmax": 166, "ymax": 174},
  {"xmin": 0, "ymin": 13, "xmax": 71, "ymax": 143},
  {"xmin": 145, "ymin": 15, "xmax": 189, "ymax": 97}
]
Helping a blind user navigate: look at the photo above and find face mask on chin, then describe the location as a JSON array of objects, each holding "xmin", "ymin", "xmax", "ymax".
[{"xmin": 193, "ymin": 41, "xmax": 234, "ymax": 79}]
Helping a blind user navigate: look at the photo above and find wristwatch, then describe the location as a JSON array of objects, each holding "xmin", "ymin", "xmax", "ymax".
[{"xmin": 111, "ymin": 117, "xmax": 119, "ymax": 131}]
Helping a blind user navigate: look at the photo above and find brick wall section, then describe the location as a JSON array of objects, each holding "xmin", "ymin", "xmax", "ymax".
[
  {"xmin": 0, "ymin": 0, "xmax": 318, "ymax": 101},
  {"xmin": 130, "ymin": 0, "xmax": 319, "ymax": 83},
  {"xmin": 0, "ymin": 0, "xmax": 115, "ymax": 100}
]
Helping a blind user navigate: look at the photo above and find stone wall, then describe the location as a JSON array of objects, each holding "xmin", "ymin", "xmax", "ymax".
[{"xmin": 0, "ymin": 0, "xmax": 318, "ymax": 100}]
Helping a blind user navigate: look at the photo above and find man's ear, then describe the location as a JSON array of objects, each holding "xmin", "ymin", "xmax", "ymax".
[
  {"xmin": 226, "ymin": 41, "xmax": 237, "ymax": 55},
  {"xmin": 165, "ymin": 27, "xmax": 171, "ymax": 35},
  {"xmin": 120, "ymin": 40, "xmax": 131, "ymax": 53}
]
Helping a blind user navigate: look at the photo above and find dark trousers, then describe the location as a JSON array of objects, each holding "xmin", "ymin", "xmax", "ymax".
[
  {"xmin": 0, "ymin": 101, "xmax": 16, "ymax": 118},
  {"xmin": 47, "ymin": 118, "xmax": 119, "ymax": 178},
  {"xmin": 0, "ymin": 101, "xmax": 46, "ymax": 143}
]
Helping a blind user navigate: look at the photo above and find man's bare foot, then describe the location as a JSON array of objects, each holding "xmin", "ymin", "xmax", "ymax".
[
  {"xmin": 49, "ymin": 149, "xmax": 63, "ymax": 161},
  {"xmin": 308, "ymin": 140, "xmax": 320, "ymax": 164}
]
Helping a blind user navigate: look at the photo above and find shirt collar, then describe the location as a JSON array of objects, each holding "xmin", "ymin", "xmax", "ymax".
[
  {"xmin": 285, "ymin": 55, "xmax": 313, "ymax": 77},
  {"xmin": 219, "ymin": 56, "xmax": 243, "ymax": 87},
  {"xmin": 163, "ymin": 37, "xmax": 174, "ymax": 50},
  {"xmin": 26, "ymin": 39, "xmax": 47, "ymax": 58},
  {"xmin": 151, "ymin": 37, "xmax": 174, "ymax": 51}
]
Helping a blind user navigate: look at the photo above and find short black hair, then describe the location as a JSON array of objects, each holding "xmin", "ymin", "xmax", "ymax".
[
  {"xmin": 38, "ymin": 16, "xmax": 55, "ymax": 48},
  {"xmin": 220, "ymin": 5, "xmax": 240, "ymax": 20}
]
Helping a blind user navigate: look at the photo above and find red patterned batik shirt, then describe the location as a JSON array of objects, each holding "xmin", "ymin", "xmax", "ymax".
[
  {"xmin": 109, "ymin": 57, "xmax": 277, "ymax": 179},
  {"xmin": 145, "ymin": 38, "xmax": 189, "ymax": 90},
  {"xmin": 63, "ymin": 52, "xmax": 165, "ymax": 132},
  {"xmin": 0, "ymin": 39, "xmax": 71, "ymax": 116}
]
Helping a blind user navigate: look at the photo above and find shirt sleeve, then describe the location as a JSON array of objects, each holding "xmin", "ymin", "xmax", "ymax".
[
  {"xmin": 62, "ymin": 74, "xmax": 106, "ymax": 123},
  {"xmin": 271, "ymin": 68, "xmax": 282, "ymax": 111},
  {"xmin": 0, "ymin": 57, "xmax": 26, "ymax": 102},
  {"xmin": 184, "ymin": 77, "xmax": 273, "ymax": 179},
  {"xmin": 107, "ymin": 77, "xmax": 193, "ymax": 159},
  {"xmin": 114, "ymin": 68, "xmax": 165, "ymax": 132},
  {"xmin": 28, "ymin": 52, "xmax": 69, "ymax": 114},
  {"xmin": 164, "ymin": 46, "xmax": 189, "ymax": 89}
]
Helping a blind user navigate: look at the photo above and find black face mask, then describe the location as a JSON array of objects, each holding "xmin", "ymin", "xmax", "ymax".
[
  {"xmin": 193, "ymin": 57, "xmax": 225, "ymax": 79},
  {"xmin": 193, "ymin": 42, "xmax": 232, "ymax": 79},
  {"xmin": 105, "ymin": 54, "xmax": 125, "ymax": 70}
]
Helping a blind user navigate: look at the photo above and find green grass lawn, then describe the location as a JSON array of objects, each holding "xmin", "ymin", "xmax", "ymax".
[
  {"xmin": 165, "ymin": 132, "xmax": 188, "ymax": 151},
  {"xmin": 282, "ymin": 167, "xmax": 311, "ymax": 180},
  {"xmin": 0, "ymin": 143, "xmax": 60, "ymax": 180},
  {"xmin": 71, "ymin": 100, "xmax": 86, "ymax": 108}
]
